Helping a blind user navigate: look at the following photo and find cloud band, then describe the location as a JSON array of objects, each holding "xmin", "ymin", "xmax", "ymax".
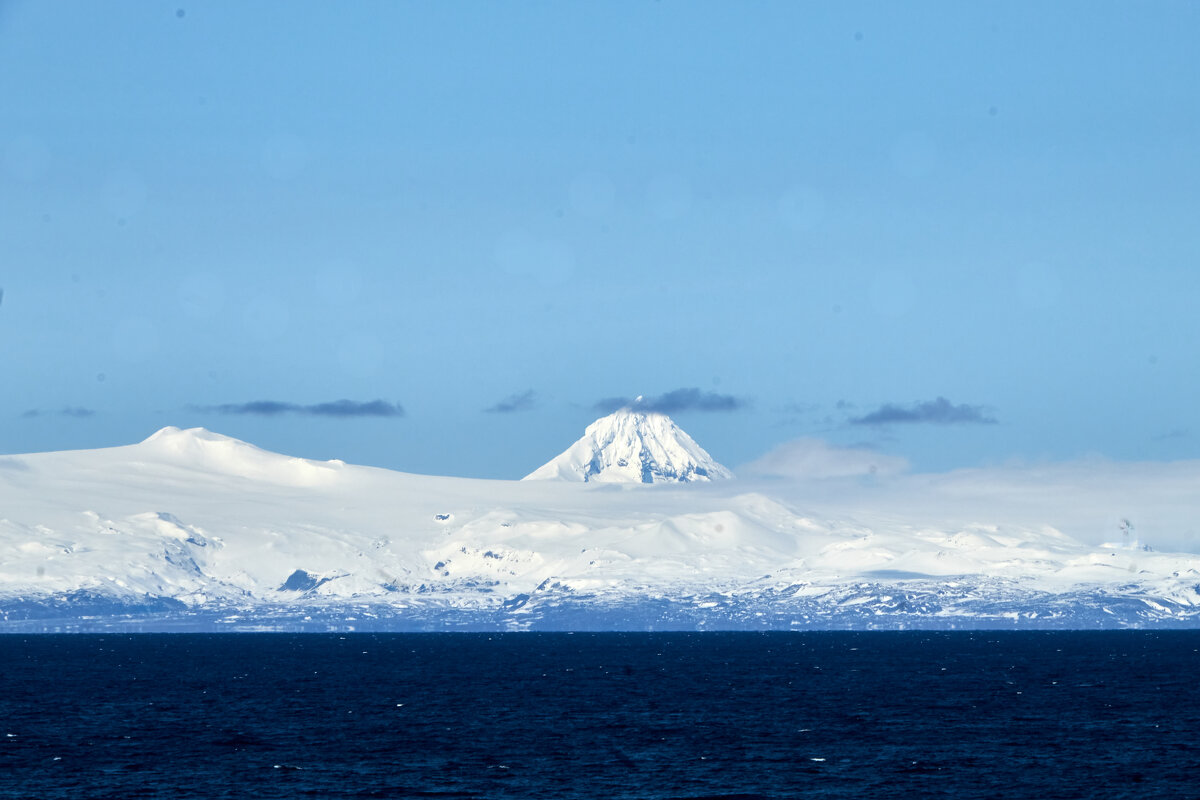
[{"xmin": 198, "ymin": 399, "xmax": 405, "ymax": 418}]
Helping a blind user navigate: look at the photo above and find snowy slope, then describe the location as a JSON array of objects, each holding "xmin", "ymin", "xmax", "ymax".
[
  {"xmin": 523, "ymin": 408, "xmax": 733, "ymax": 483},
  {"xmin": 2, "ymin": 427, "xmax": 1200, "ymax": 631}
]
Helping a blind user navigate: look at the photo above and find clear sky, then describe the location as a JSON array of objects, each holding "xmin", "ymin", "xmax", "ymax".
[{"xmin": 2, "ymin": 1, "xmax": 1198, "ymax": 479}]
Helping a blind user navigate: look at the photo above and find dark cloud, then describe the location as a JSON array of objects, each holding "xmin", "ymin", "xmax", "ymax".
[
  {"xmin": 201, "ymin": 399, "xmax": 405, "ymax": 418},
  {"xmin": 594, "ymin": 387, "xmax": 747, "ymax": 414},
  {"xmin": 851, "ymin": 396, "xmax": 996, "ymax": 426},
  {"xmin": 308, "ymin": 399, "xmax": 403, "ymax": 417},
  {"xmin": 21, "ymin": 406, "xmax": 95, "ymax": 419},
  {"xmin": 211, "ymin": 400, "xmax": 298, "ymax": 416},
  {"xmin": 485, "ymin": 390, "xmax": 537, "ymax": 414},
  {"xmin": 594, "ymin": 396, "xmax": 635, "ymax": 413}
]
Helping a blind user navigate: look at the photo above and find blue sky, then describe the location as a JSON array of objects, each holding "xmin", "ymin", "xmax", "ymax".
[{"xmin": 2, "ymin": 1, "xmax": 1199, "ymax": 478}]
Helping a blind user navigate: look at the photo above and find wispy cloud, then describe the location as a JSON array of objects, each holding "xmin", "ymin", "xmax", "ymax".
[
  {"xmin": 851, "ymin": 396, "xmax": 996, "ymax": 426},
  {"xmin": 594, "ymin": 387, "xmax": 747, "ymax": 414},
  {"xmin": 21, "ymin": 406, "xmax": 95, "ymax": 419},
  {"xmin": 741, "ymin": 437, "xmax": 909, "ymax": 480},
  {"xmin": 484, "ymin": 390, "xmax": 537, "ymax": 414},
  {"xmin": 781, "ymin": 401, "xmax": 819, "ymax": 415},
  {"xmin": 198, "ymin": 399, "xmax": 405, "ymax": 418}
]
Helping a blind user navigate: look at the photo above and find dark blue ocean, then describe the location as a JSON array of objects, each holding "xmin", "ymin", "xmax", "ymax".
[{"xmin": 1, "ymin": 632, "xmax": 1196, "ymax": 799}]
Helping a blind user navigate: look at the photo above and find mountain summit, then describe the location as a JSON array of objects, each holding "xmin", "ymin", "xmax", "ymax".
[{"xmin": 523, "ymin": 408, "xmax": 734, "ymax": 483}]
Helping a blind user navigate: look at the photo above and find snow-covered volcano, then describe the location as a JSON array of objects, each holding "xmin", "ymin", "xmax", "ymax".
[
  {"xmin": 523, "ymin": 408, "xmax": 733, "ymax": 483},
  {"xmin": 4, "ymin": 426, "xmax": 1200, "ymax": 631}
]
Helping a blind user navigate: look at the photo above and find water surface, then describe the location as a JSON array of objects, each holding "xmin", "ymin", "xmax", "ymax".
[{"xmin": 1, "ymin": 632, "xmax": 1194, "ymax": 798}]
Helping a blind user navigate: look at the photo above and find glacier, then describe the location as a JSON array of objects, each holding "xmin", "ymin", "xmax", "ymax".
[{"xmin": 2, "ymin": 424, "xmax": 1200, "ymax": 631}]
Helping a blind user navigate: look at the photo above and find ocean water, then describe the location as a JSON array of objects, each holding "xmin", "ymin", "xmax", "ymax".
[{"xmin": 1, "ymin": 632, "xmax": 1196, "ymax": 799}]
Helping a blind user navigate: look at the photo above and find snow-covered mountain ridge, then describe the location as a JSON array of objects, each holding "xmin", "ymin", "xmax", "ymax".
[
  {"xmin": 2, "ymin": 426, "xmax": 1200, "ymax": 631},
  {"xmin": 523, "ymin": 408, "xmax": 732, "ymax": 483}
]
